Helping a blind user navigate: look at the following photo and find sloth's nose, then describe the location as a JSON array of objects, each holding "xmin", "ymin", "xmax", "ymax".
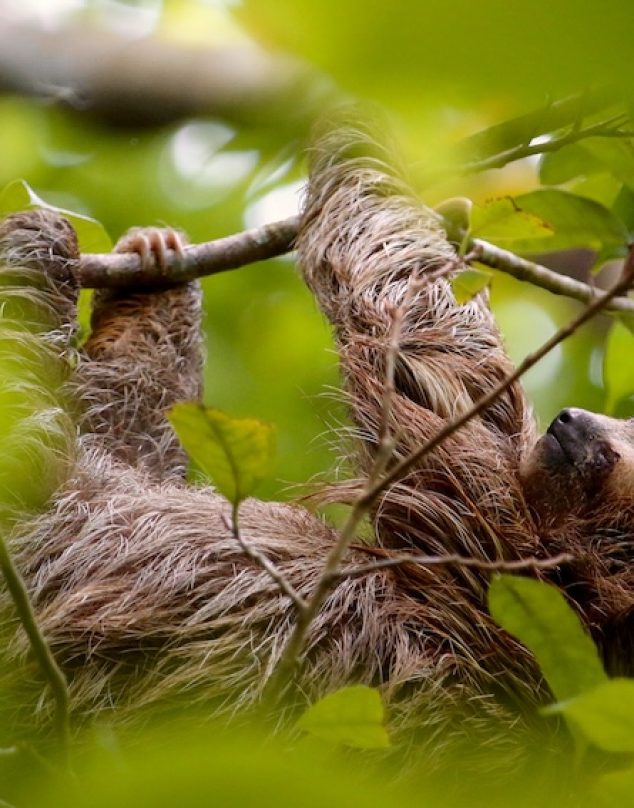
[
  {"xmin": 553, "ymin": 408, "xmax": 576, "ymax": 427},
  {"xmin": 548, "ymin": 407, "xmax": 589, "ymax": 440}
]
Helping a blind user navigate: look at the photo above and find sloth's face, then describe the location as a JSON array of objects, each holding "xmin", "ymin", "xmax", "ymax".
[{"xmin": 520, "ymin": 408, "xmax": 634, "ymax": 522}]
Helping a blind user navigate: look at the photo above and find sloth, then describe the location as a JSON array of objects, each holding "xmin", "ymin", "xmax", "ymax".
[{"xmin": 0, "ymin": 117, "xmax": 633, "ymax": 768}]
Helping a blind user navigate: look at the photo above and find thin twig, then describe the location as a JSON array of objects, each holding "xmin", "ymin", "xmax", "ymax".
[
  {"xmin": 459, "ymin": 114, "xmax": 632, "ymax": 175},
  {"xmin": 471, "ymin": 239, "xmax": 634, "ymax": 314},
  {"xmin": 332, "ymin": 551, "xmax": 573, "ymax": 582},
  {"xmin": 224, "ymin": 506, "xmax": 307, "ymax": 613},
  {"xmin": 264, "ymin": 244, "xmax": 634, "ymax": 702},
  {"xmin": 0, "ymin": 534, "xmax": 70, "ymax": 754}
]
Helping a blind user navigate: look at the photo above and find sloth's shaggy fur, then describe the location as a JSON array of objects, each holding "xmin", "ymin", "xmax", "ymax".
[{"xmin": 0, "ymin": 119, "xmax": 633, "ymax": 768}]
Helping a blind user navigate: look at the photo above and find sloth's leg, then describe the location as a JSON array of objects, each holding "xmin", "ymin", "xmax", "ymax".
[{"xmin": 78, "ymin": 228, "xmax": 203, "ymax": 482}]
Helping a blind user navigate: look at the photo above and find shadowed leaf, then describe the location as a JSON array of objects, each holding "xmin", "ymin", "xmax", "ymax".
[{"xmin": 488, "ymin": 575, "xmax": 607, "ymax": 702}]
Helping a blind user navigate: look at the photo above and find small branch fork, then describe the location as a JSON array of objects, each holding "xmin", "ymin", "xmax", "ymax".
[{"xmin": 75, "ymin": 215, "xmax": 634, "ymax": 315}]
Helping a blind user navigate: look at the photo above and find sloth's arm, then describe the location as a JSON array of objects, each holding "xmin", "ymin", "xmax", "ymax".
[
  {"xmin": 78, "ymin": 229, "xmax": 204, "ymax": 483},
  {"xmin": 297, "ymin": 119, "xmax": 536, "ymax": 469}
]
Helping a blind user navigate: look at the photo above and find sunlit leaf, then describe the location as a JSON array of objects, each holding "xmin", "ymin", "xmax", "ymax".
[
  {"xmin": 488, "ymin": 575, "xmax": 607, "ymax": 702},
  {"xmin": 603, "ymin": 320, "xmax": 634, "ymax": 413},
  {"xmin": 452, "ymin": 268, "xmax": 491, "ymax": 304},
  {"xmin": 297, "ymin": 686, "xmax": 390, "ymax": 749},
  {"xmin": 168, "ymin": 403, "xmax": 275, "ymax": 504},
  {"xmin": 469, "ymin": 197, "xmax": 552, "ymax": 247},
  {"xmin": 0, "ymin": 180, "xmax": 112, "ymax": 253},
  {"xmin": 544, "ymin": 679, "xmax": 634, "ymax": 752}
]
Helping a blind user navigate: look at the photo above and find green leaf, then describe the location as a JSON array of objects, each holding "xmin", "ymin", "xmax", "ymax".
[
  {"xmin": 452, "ymin": 267, "xmax": 491, "ymax": 304},
  {"xmin": 297, "ymin": 686, "xmax": 390, "ymax": 749},
  {"xmin": 569, "ymin": 174, "xmax": 622, "ymax": 209},
  {"xmin": 603, "ymin": 320, "xmax": 634, "ymax": 414},
  {"xmin": 0, "ymin": 179, "xmax": 112, "ymax": 253},
  {"xmin": 168, "ymin": 403, "xmax": 275, "ymax": 504},
  {"xmin": 436, "ymin": 196, "xmax": 472, "ymax": 246},
  {"xmin": 582, "ymin": 138, "xmax": 634, "ymax": 190},
  {"xmin": 469, "ymin": 197, "xmax": 552, "ymax": 247},
  {"xmin": 488, "ymin": 575, "xmax": 607, "ymax": 702},
  {"xmin": 539, "ymin": 142, "xmax": 603, "ymax": 185},
  {"xmin": 612, "ymin": 184, "xmax": 634, "ymax": 237},
  {"xmin": 544, "ymin": 679, "xmax": 634, "ymax": 753},
  {"xmin": 511, "ymin": 188, "xmax": 629, "ymax": 256}
]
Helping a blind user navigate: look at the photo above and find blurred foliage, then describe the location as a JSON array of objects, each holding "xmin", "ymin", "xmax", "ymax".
[{"xmin": 0, "ymin": 0, "xmax": 633, "ymax": 805}]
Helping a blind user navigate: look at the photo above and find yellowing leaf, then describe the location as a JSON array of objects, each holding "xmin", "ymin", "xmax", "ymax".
[
  {"xmin": 297, "ymin": 686, "xmax": 390, "ymax": 750},
  {"xmin": 511, "ymin": 188, "xmax": 628, "ymax": 256},
  {"xmin": 168, "ymin": 403, "xmax": 275, "ymax": 504},
  {"xmin": 469, "ymin": 197, "xmax": 552, "ymax": 247}
]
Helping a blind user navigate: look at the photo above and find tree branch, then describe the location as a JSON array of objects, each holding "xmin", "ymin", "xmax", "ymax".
[
  {"xmin": 0, "ymin": 534, "xmax": 70, "ymax": 753},
  {"xmin": 333, "ymin": 551, "xmax": 573, "ymax": 582},
  {"xmin": 76, "ymin": 215, "xmax": 634, "ymax": 314},
  {"xmin": 460, "ymin": 114, "xmax": 633, "ymax": 175},
  {"xmin": 263, "ymin": 268, "xmax": 429, "ymax": 700},
  {"xmin": 77, "ymin": 217, "xmax": 300, "ymax": 289},
  {"xmin": 470, "ymin": 238, "xmax": 634, "ymax": 314}
]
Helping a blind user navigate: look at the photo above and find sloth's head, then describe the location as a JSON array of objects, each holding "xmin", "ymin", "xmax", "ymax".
[{"xmin": 520, "ymin": 408, "xmax": 634, "ymax": 524}]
